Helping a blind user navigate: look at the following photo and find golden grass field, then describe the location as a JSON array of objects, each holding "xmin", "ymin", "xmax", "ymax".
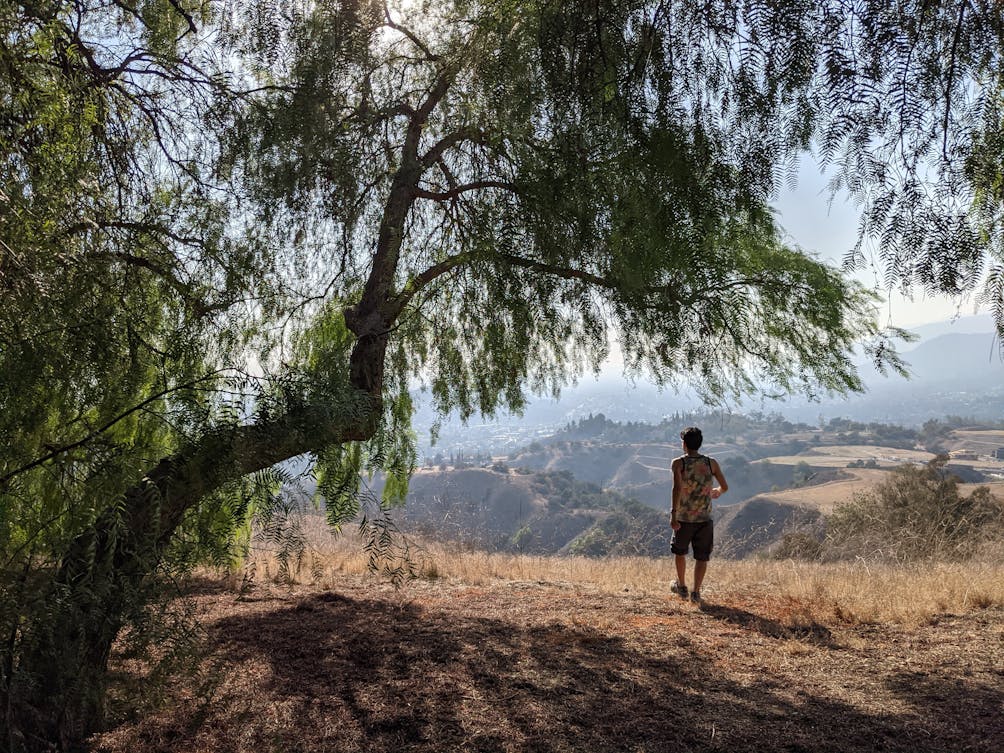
[
  {"xmin": 751, "ymin": 442, "xmax": 1004, "ymax": 513},
  {"xmin": 242, "ymin": 528, "xmax": 1004, "ymax": 624},
  {"xmin": 950, "ymin": 429, "xmax": 1004, "ymax": 454},
  {"xmin": 756, "ymin": 468, "xmax": 887, "ymax": 513},
  {"xmin": 760, "ymin": 446, "xmax": 934, "ymax": 468}
]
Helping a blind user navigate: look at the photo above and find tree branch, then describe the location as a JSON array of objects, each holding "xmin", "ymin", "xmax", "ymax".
[
  {"xmin": 942, "ymin": 1, "xmax": 969, "ymax": 159},
  {"xmin": 0, "ymin": 371, "xmax": 228, "ymax": 488},
  {"xmin": 383, "ymin": 5, "xmax": 440, "ymax": 62},
  {"xmin": 62, "ymin": 218, "xmax": 202, "ymax": 247},
  {"xmin": 421, "ymin": 127, "xmax": 487, "ymax": 168},
  {"xmin": 493, "ymin": 253, "xmax": 619, "ymax": 289},
  {"xmin": 165, "ymin": 0, "xmax": 199, "ymax": 36},
  {"xmin": 391, "ymin": 251, "xmax": 475, "ymax": 313},
  {"xmin": 413, "ymin": 180, "xmax": 518, "ymax": 201}
]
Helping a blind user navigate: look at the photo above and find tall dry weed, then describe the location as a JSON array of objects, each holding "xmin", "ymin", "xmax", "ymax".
[
  {"xmin": 821, "ymin": 458, "xmax": 1004, "ymax": 563},
  {"xmin": 237, "ymin": 516, "xmax": 1004, "ymax": 624}
]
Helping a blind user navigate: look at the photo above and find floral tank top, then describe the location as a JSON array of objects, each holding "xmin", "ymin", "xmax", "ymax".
[{"xmin": 676, "ymin": 454, "xmax": 714, "ymax": 523}]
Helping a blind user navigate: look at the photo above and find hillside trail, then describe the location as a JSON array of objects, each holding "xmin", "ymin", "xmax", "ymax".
[{"xmin": 92, "ymin": 576, "xmax": 1003, "ymax": 753}]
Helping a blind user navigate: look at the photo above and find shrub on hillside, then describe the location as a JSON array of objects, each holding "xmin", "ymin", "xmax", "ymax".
[
  {"xmin": 566, "ymin": 500, "xmax": 673, "ymax": 557},
  {"xmin": 771, "ymin": 531, "xmax": 824, "ymax": 560},
  {"xmin": 821, "ymin": 456, "xmax": 1003, "ymax": 562}
]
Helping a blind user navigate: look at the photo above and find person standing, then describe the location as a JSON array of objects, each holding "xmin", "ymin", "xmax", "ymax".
[{"xmin": 670, "ymin": 426, "xmax": 727, "ymax": 602}]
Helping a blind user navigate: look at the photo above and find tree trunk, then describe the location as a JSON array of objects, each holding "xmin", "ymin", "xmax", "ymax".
[{"xmin": 12, "ymin": 335, "xmax": 387, "ymax": 751}]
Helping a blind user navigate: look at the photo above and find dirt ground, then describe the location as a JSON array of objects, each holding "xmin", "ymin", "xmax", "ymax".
[{"xmin": 91, "ymin": 576, "xmax": 1004, "ymax": 753}]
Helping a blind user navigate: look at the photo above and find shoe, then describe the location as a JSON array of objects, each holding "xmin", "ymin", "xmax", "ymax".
[
  {"xmin": 690, "ymin": 591, "xmax": 702, "ymax": 603},
  {"xmin": 670, "ymin": 581, "xmax": 689, "ymax": 598}
]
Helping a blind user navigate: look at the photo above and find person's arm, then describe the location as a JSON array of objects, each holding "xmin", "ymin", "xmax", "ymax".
[
  {"xmin": 671, "ymin": 458, "xmax": 682, "ymax": 529},
  {"xmin": 710, "ymin": 458, "xmax": 728, "ymax": 499}
]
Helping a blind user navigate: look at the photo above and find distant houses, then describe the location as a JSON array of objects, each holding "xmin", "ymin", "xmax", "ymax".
[
  {"xmin": 950, "ymin": 449, "xmax": 980, "ymax": 461},
  {"xmin": 949, "ymin": 447, "xmax": 1004, "ymax": 461}
]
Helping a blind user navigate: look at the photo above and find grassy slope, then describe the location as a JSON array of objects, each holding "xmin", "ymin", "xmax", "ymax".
[
  {"xmin": 92, "ymin": 550, "xmax": 1004, "ymax": 753},
  {"xmin": 756, "ymin": 468, "xmax": 888, "ymax": 513}
]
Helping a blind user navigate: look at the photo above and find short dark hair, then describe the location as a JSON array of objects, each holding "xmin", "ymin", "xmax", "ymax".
[{"xmin": 680, "ymin": 426, "xmax": 703, "ymax": 451}]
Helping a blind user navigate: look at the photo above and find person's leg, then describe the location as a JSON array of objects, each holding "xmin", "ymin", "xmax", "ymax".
[
  {"xmin": 693, "ymin": 559, "xmax": 708, "ymax": 593},
  {"xmin": 675, "ymin": 554, "xmax": 687, "ymax": 587},
  {"xmin": 691, "ymin": 521, "xmax": 713, "ymax": 597},
  {"xmin": 670, "ymin": 524, "xmax": 694, "ymax": 595}
]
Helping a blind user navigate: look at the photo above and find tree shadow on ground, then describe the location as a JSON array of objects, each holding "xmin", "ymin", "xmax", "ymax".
[
  {"xmin": 697, "ymin": 601, "xmax": 835, "ymax": 646},
  {"xmin": 93, "ymin": 592, "xmax": 1002, "ymax": 753},
  {"xmin": 885, "ymin": 671, "xmax": 1003, "ymax": 748}
]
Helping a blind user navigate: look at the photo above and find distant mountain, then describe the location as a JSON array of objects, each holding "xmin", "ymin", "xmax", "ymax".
[
  {"xmin": 898, "ymin": 313, "xmax": 997, "ymax": 344},
  {"xmin": 894, "ymin": 332, "xmax": 1003, "ymax": 386},
  {"xmin": 413, "ymin": 317, "xmax": 1004, "ymax": 456}
]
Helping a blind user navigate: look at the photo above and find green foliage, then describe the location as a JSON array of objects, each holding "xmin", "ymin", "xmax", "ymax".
[
  {"xmin": 847, "ymin": 458, "xmax": 880, "ymax": 469},
  {"xmin": 530, "ymin": 471, "xmax": 625, "ymax": 512},
  {"xmin": 0, "ymin": 4, "xmax": 281, "ymax": 746},
  {"xmin": 511, "ymin": 524, "xmax": 534, "ymax": 552},
  {"xmin": 312, "ymin": 386, "xmax": 417, "ymax": 525},
  {"xmin": 513, "ymin": 471, "xmax": 674, "ymax": 556},
  {"xmin": 223, "ymin": 0, "xmax": 924, "ymax": 420},
  {"xmin": 792, "ymin": 461, "xmax": 814, "ymax": 488},
  {"xmin": 172, "ymin": 465, "xmax": 292, "ymax": 572}
]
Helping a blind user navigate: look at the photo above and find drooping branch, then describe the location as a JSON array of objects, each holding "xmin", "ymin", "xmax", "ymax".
[
  {"xmin": 494, "ymin": 253, "xmax": 620, "ymax": 289},
  {"xmin": 0, "ymin": 371, "xmax": 228, "ymax": 489},
  {"xmin": 421, "ymin": 126, "xmax": 488, "ymax": 168},
  {"xmin": 391, "ymin": 251, "xmax": 476, "ymax": 314},
  {"xmin": 390, "ymin": 250, "xmax": 685, "ymax": 321},
  {"xmin": 92, "ymin": 250, "xmax": 226, "ymax": 317},
  {"xmin": 413, "ymin": 180, "xmax": 518, "ymax": 201},
  {"xmin": 61, "ymin": 219, "xmax": 203, "ymax": 247},
  {"xmin": 383, "ymin": 5, "xmax": 440, "ymax": 62},
  {"xmin": 60, "ymin": 216, "xmax": 226, "ymax": 315},
  {"xmin": 942, "ymin": 1, "xmax": 969, "ymax": 158}
]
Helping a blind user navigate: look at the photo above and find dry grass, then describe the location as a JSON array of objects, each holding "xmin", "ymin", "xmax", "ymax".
[
  {"xmin": 94, "ymin": 556, "xmax": 1004, "ymax": 753},
  {"xmin": 242, "ymin": 520, "xmax": 1004, "ymax": 625},
  {"xmin": 712, "ymin": 559, "xmax": 1004, "ymax": 623},
  {"xmin": 763, "ymin": 445, "xmax": 935, "ymax": 467},
  {"xmin": 760, "ymin": 468, "xmax": 887, "ymax": 513}
]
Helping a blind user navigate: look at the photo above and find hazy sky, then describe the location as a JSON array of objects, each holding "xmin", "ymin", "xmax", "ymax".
[{"xmin": 772, "ymin": 158, "xmax": 987, "ymax": 329}]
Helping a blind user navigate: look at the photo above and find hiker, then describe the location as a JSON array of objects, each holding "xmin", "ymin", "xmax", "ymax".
[{"xmin": 670, "ymin": 426, "xmax": 727, "ymax": 603}]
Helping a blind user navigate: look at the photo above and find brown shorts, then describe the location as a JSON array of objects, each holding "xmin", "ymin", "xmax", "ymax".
[{"xmin": 671, "ymin": 520, "xmax": 714, "ymax": 561}]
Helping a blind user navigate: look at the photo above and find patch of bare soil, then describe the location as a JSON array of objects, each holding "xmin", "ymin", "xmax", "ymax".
[{"xmin": 91, "ymin": 577, "xmax": 1004, "ymax": 753}]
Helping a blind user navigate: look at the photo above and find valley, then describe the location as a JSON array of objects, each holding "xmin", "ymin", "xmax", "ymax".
[{"xmin": 381, "ymin": 413, "xmax": 1004, "ymax": 559}]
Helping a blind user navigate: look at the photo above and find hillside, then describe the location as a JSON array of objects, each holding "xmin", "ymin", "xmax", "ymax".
[
  {"xmin": 394, "ymin": 468, "xmax": 675, "ymax": 556},
  {"xmin": 388, "ymin": 464, "xmax": 839, "ymax": 558},
  {"xmin": 504, "ymin": 439, "xmax": 847, "ymax": 508},
  {"xmin": 393, "ymin": 441, "xmax": 914, "ymax": 557},
  {"xmin": 373, "ymin": 417, "xmax": 1004, "ymax": 559},
  {"xmin": 91, "ymin": 572, "xmax": 1004, "ymax": 753}
]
